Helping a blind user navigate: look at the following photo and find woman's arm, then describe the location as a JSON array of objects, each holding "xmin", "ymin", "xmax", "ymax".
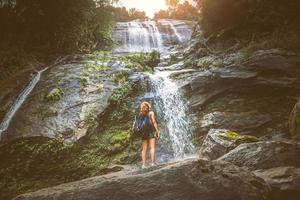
[{"xmin": 150, "ymin": 111, "xmax": 160, "ymax": 138}]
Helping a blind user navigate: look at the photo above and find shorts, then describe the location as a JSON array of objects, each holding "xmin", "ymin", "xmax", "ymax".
[{"xmin": 141, "ymin": 131, "xmax": 156, "ymax": 140}]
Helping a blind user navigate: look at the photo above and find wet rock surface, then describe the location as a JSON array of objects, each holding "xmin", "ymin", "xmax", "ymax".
[
  {"xmin": 1, "ymin": 55, "xmax": 129, "ymax": 143},
  {"xmin": 254, "ymin": 166, "xmax": 300, "ymax": 200},
  {"xmin": 14, "ymin": 159, "xmax": 270, "ymax": 200},
  {"xmin": 199, "ymin": 129, "xmax": 258, "ymax": 160},
  {"xmin": 170, "ymin": 49, "xmax": 300, "ymax": 138},
  {"xmin": 218, "ymin": 140, "xmax": 300, "ymax": 170}
]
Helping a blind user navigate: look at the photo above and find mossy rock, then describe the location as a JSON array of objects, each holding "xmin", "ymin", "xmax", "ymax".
[
  {"xmin": 45, "ymin": 88, "xmax": 64, "ymax": 101},
  {"xmin": 221, "ymin": 130, "xmax": 259, "ymax": 143},
  {"xmin": 200, "ymin": 129, "xmax": 259, "ymax": 160}
]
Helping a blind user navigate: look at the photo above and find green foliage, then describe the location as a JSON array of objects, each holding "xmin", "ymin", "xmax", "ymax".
[
  {"xmin": 0, "ymin": 0, "xmax": 115, "ymax": 78},
  {"xmin": 198, "ymin": 0, "xmax": 300, "ymax": 41},
  {"xmin": 149, "ymin": 50, "xmax": 160, "ymax": 62},
  {"xmin": 112, "ymin": 6, "xmax": 147, "ymax": 21},
  {"xmin": 113, "ymin": 71, "xmax": 131, "ymax": 84},
  {"xmin": 154, "ymin": 0, "xmax": 198, "ymax": 20},
  {"xmin": 109, "ymin": 82, "xmax": 134, "ymax": 105},
  {"xmin": 121, "ymin": 51, "xmax": 160, "ymax": 72},
  {"xmin": 83, "ymin": 51, "xmax": 111, "ymax": 62},
  {"xmin": 222, "ymin": 130, "xmax": 259, "ymax": 143},
  {"xmin": 110, "ymin": 130, "xmax": 131, "ymax": 145},
  {"xmin": 45, "ymin": 88, "xmax": 64, "ymax": 101}
]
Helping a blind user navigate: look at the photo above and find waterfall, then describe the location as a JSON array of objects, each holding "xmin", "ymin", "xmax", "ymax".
[
  {"xmin": 0, "ymin": 68, "xmax": 47, "ymax": 136},
  {"xmin": 147, "ymin": 71, "xmax": 195, "ymax": 159},
  {"xmin": 114, "ymin": 20, "xmax": 163, "ymax": 53},
  {"xmin": 113, "ymin": 19, "xmax": 193, "ymax": 53}
]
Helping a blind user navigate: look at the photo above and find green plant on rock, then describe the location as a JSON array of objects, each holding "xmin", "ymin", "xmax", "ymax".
[
  {"xmin": 109, "ymin": 82, "xmax": 134, "ymax": 105},
  {"xmin": 80, "ymin": 76, "xmax": 89, "ymax": 89},
  {"xmin": 84, "ymin": 63, "xmax": 109, "ymax": 72},
  {"xmin": 147, "ymin": 50, "xmax": 160, "ymax": 67},
  {"xmin": 197, "ymin": 56, "xmax": 214, "ymax": 69},
  {"xmin": 121, "ymin": 52, "xmax": 156, "ymax": 72},
  {"xmin": 112, "ymin": 71, "xmax": 130, "ymax": 84},
  {"xmin": 222, "ymin": 130, "xmax": 259, "ymax": 143},
  {"xmin": 110, "ymin": 130, "xmax": 131, "ymax": 145},
  {"xmin": 83, "ymin": 51, "xmax": 112, "ymax": 62},
  {"xmin": 45, "ymin": 88, "xmax": 64, "ymax": 101}
]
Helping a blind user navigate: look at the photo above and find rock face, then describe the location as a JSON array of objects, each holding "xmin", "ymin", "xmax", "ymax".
[
  {"xmin": 0, "ymin": 55, "xmax": 127, "ymax": 143},
  {"xmin": 173, "ymin": 49, "xmax": 300, "ymax": 137},
  {"xmin": 199, "ymin": 129, "xmax": 258, "ymax": 160},
  {"xmin": 289, "ymin": 99, "xmax": 300, "ymax": 139},
  {"xmin": 14, "ymin": 159, "xmax": 270, "ymax": 200},
  {"xmin": 199, "ymin": 111, "xmax": 272, "ymax": 135},
  {"xmin": 218, "ymin": 140, "xmax": 300, "ymax": 170},
  {"xmin": 254, "ymin": 167, "xmax": 300, "ymax": 200}
]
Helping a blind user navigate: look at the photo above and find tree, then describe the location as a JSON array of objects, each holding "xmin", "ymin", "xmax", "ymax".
[{"xmin": 166, "ymin": 0, "xmax": 179, "ymax": 8}]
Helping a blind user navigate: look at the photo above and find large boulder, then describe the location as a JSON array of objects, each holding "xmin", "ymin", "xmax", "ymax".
[
  {"xmin": 218, "ymin": 140, "xmax": 300, "ymax": 170},
  {"xmin": 254, "ymin": 167, "xmax": 300, "ymax": 200},
  {"xmin": 14, "ymin": 159, "xmax": 270, "ymax": 200},
  {"xmin": 199, "ymin": 111, "xmax": 272, "ymax": 134},
  {"xmin": 199, "ymin": 129, "xmax": 258, "ymax": 160}
]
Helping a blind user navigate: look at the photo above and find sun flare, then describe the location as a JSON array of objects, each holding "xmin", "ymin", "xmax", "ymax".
[{"xmin": 118, "ymin": 0, "xmax": 168, "ymax": 18}]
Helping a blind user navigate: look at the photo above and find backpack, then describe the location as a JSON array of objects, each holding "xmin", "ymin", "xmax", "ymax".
[{"xmin": 132, "ymin": 113, "xmax": 154, "ymax": 138}]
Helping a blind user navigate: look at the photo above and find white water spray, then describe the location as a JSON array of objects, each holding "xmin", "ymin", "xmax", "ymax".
[{"xmin": 148, "ymin": 71, "xmax": 195, "ymax": 158}]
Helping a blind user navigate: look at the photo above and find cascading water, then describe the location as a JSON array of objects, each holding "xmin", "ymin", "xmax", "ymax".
[
  {"xmin": 113, "ymin": 19, "xmax": 193, "ymax": 53},
  {"xmin": 0, "ymin": 68, "xmax": 47, "ymax": 137},
  {"xmin": 146, "ymin": 71, "xmax": 195, "ymax": 160},
  {"xmin": 113, "ymin": 20, "xmax": 162, "ymax": 53}
]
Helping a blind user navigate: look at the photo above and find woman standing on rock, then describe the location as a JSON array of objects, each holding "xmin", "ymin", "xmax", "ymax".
[{"xmin": 135, "ymin": 101, "xmax": 160, "ymax": 168}]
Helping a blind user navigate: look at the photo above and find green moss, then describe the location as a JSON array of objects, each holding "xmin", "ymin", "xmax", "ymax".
[
  {"xmin": 112, "ymin": 71, "xmax": 130, "ymax": 84},
  {"xmin": 110, "ymin": 130, "xmax": 131, "ymax": 145},
  {"xmin": 120, "ymin": 52, "xmax": 156, "ymax": 72},
  {"xmin": 80, "ymin": 76, "xmax": 89, "ymax": 89},
  {"xmin": 109, "ymin": 82, "xmax": 134, "ymax": 105},
  {"xmin": 83, "ymin": 51, "xmax": 111, "ymax": 62},
  {"xmin": 45, "ymin": 87, "xmax": 64, "ymax": 101},
  {"xmin": 222, "ymin": 130, "xmax": 259, "ymax": 142},
  {"xmin": 84, "ymin": 63, "xmax": 109, "ymax": 72},
  {"xmin": 196, "ymin": 56, "xmax": 223, "ymax": 69}
]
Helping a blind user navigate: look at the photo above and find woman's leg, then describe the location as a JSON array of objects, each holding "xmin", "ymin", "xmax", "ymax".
[
  {"xmin": 142, "ymin": 140, "xmax": 148, "ymax": 167},
  {"xmin": 149, "ymin": 138, "xmax": 156, "ymax": 165}
]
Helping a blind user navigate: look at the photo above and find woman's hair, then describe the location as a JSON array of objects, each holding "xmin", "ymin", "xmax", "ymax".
[{"xmin": 140, "ymin": 101, "xmax": 151, "ymax": 113}]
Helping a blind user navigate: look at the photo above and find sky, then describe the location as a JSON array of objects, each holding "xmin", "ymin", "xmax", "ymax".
[{"xmin": 117, "ymin": 0, "xmax": 168, "ymax": 18}]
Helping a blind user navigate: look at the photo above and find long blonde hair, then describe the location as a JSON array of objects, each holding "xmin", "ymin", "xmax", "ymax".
[{"xmin": 140, "ymin": 101, "xmax": 151, "ymax": 114}]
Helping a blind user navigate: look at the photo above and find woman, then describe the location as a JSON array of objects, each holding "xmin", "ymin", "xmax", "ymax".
[{"xmin": 139, "ymin": 101, "xmax": 160, "ymax": 168}]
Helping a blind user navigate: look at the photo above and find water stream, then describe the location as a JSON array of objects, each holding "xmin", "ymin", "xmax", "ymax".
[
  {"xmin": 0, "ymin": 68, "xmax": 47, "ymax": 136},
  {"xmin": 147, "ymin": 71, "xmax": 195, "ymax": 159}
]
